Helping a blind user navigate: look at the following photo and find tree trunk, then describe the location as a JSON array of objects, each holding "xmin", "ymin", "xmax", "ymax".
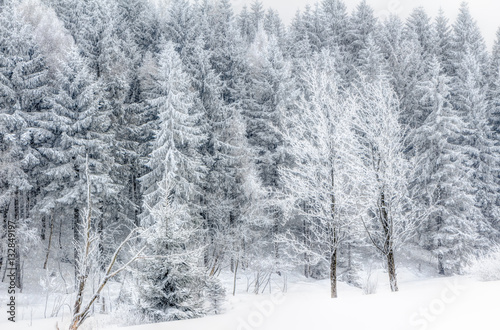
[
  {"xmin": 273, "ymin": 215, "xmax": 279, "ymax": 261},
  {"xmin": 241, "ymin": 238, "xmax": 247, "ymax": 270},
  {"xmin": 303, "ymin": 218, "xmax": 310, "ymax": 278},
  {"xmin": 437, "ymin": 253, "xmax": 445, "ymax": 275},
  {"xmin": 101, "ymin": 296, "xmax": 106, "ymax": 313},
  {"xmin": 330, "ymin": 246, "xmax": 337, "ymax": 298},
  {"xmin": 202, "ymin": 202, "xmax": 210, "ymax": 269},
  {"xmin": 98, "ymin": 204, "xmax": 104, "ymax": 271},
  {"xmin": 229, "ymin": 211, "xmax": 235, "ymax": 273},
  {"xmin": 58, "ymin": 216, "xmax": 63, "ymax": 249},
  {"xmin": 271, "ymin": 206, "xmax": 280, "ymax": 272},
  {"xmin": 43, "ymin": 215, "xmax": 54, "ymax": 270},
  {"xmin": 387, "ymin": 249, "xmax": 398, "ymax": 292},
  {"xmin": 347, "ymin": 242, "xmax": 353, "ymax": 284},
  {"xmin": 0, "ymin": 204, "xmax": 8, "ymax": 276},
  {"xmin": 25, "ymin": 190, "xmax": 30, "ymax": 219},
  {"xmin": 132, "ymin": 172, "xmax": 139, "ymax": 227},
  {"xmin": 19, "ymin": 190, "xmax": 24, "ymax": 220},
  {"xmin": 232, "ymin": 259, "xmax": 239, "ymax": 296},
  {"xmin": 41, "ymin": 216, "xmax": 46, "ymax": 241},
  {"xmin": 1, "ymin": 204, "xmax": 7, "ymax": 282},
  {"xmin": 14, "ymin": 189, "xmax": 22, "ymax": 289},
  {"xmin": 330, "ymin": 169, "xmax": 338, "ymax": 298},
  {"xmin": 71, "ymin": 275, "xmax": 86, "ymax": 330},
  {"xmin": 74, "ymin": 207, "xmax": 80, "ymax": 286},
  {"xmin": 436, "ymin": 216, "xmax": 445, "ymax": 275},
  {"xmin": 380, "ymin": 190, "xmax": 398, "ymax": 292}
]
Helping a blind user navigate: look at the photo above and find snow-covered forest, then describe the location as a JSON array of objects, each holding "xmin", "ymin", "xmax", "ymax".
[{"xmin": 1, "ymin": 0, "xmax": 499, "ymax": 329}]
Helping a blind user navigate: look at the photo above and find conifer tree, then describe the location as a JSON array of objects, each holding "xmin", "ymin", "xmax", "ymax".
[
  {"xmin": 0, "ymin": 3, "xmax": 54, "ymax": 286},
  {"xmin": 244, "ymin": 28, "xmax": 296, "ymax": 271},
  {"xmin": 413, "ymin": 57, "xmax": 480, "ymax": 274},
  {"xmin": 134, "ymin": 181, "xmax": 210, "ymax": 322},
  {"xmin": 347, "ymin": 0, "xmax": 377, "ymax": 66},
  {"xmin": 140, "ymin": 41, "xmax": 205, "ymax": 225},
  {"xmin": 450, "ymin": 2, "xmax": 488, "ymax": 81},
  {"xmin": 434, "ymin": 9, "xmax": 453, "ymax": 74},
  {"xmin": 320, "ymin": 0, "xmax": 349, "ymax": 51},
  {"xmin": 452, "ymin": 49, "xmax": 499, "ymax": 243}
]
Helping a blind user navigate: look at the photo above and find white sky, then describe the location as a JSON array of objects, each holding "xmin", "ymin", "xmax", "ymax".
[{"xmin": 231, "ymin": 0, "xmax": 499, "ymax": 49}]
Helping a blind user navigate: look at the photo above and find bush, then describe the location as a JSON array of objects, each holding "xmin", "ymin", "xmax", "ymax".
[
  {"xmin": 468, "ymin": 246, "xmax": 500, "ymax": 282},
  {"xmin": 362, "ymin": 267, "xmax": 378, "ymax": 295}
]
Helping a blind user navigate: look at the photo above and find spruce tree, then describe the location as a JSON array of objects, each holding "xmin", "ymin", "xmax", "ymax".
[
  {"xmin": 244, "ymin": 28, "xmax": 297, "ymax": 271},
  {"xmin": 0, "ymin": 3, "xmax": 53, "ymax": 288},
  {"xmin": 134, "ymin": 181, "xmax": 209, "ymax": 322},
  {"xmin": 140, "ymin": 41, "xmax": 205, "ymax": 225},
  {"xmin": 320, "ymin": 0, "xmax": 349, "ymax": 50},
  {"xmin": 413, "ymin": 57, "xmax": 480, "ymax": 274},
  {"xmin": 346, "ymin": 0, "xmax": 377, "ymax": 66},
  {"xmin": 434, "ymin": 9, "xmax": 453, "ymax": 74}
]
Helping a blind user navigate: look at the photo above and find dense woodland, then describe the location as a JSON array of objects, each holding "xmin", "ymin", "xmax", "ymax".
[{"xmin": 1, "ymin": 0, "xmax": 500, "ymax": 326}]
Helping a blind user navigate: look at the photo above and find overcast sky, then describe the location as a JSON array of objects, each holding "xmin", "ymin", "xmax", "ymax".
[{"xmin": 231, "ymin": 0, "xmax": 499, "ymax": 49}]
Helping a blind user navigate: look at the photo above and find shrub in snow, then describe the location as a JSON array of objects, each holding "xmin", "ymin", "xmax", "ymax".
[
  {"xmin": 206, "ymin": 276, "xmax": 226, "ymax": 315},
  {"xmin": 467, "ymin": 246, "xmax": 500, "ymax": 281},
  {"xmin": 310, "ymin": 261, "xmax": 330, "ymax": 280},
  {"xmin": 362, "ymin": 267, "xmax": 378, "ymax": 295}
]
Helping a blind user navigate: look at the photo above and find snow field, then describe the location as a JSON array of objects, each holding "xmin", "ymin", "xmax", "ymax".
[{"xmin": 1, "ymin": 267, "xmax": 499, "ymax": 330}]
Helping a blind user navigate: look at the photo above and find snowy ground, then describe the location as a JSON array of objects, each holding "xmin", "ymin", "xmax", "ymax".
[{"xmin": 1, "ymin": 266, "xmax": 499, "ymax": 330}]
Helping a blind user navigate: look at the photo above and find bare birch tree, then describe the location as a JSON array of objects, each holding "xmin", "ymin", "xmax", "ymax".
[
  {"xmin": 352, "ymin": 79, "xmax": 416, "ymax": 292},
  {"xmin": 280, "ymin": 52, "xmax": 365, "ymax": 298},
  {"xmin": 69, "ymin": 156, "xmax": 145, "ymax": 330}
]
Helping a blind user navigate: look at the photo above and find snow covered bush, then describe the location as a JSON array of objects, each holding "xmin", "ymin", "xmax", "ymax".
[
  {"xmin": 205, "ymin": 276, "xmax": 226, "ymax": 315},
  {"xmin": 467, "ymin": 246, "xmax": 500, "ymax": 281},
  {"xmin": 362, "ymin": 266, "xmax": 378, "ymax": 295}
]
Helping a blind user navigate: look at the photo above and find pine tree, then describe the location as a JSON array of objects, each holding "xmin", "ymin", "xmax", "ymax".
[
  {"xmin": 244, "ymin": 28, "xmax": 297, "ymax": 272},
  {"xmin": 434, "ymin": 9, "xmax": 453, "ymax": 74},
  {"xmin": 380, "ymin": 12, "xmax": 430, "ymax": 131},
  {"xmin": 49, "ymin": 0, "xmax": 130, "ymax": 267},
  {"xmin": 202, "ymin": 0, "xmax": 246, "ymax": 106},
  {"xmin": 413, "ymin": 57, "xmax": 480, "ymax": 274},
  {"xmin": 134, "ymin": 181, "xmax": 210, "ymax": 322},
  {"xmin": 165, "ymin": 0, "xmax": 196, "ymax": 53},
  {"xmin": 47, "ymin": 48, "xmax": 120, "ymax": 276},
  {"xmin": 489, "ymin": 28, "xmax": 500, "ymax": 140},
  {"xmin": 320, "ymin": 0, "xmax": 349, "ymax": 50},
  {"xmin": 452, "ymin": 49, "xmax": 499, "ymax": 243},
  {"xmin": 193, "ymin": 0, "xmax": 270, "ymax": 276},
  {"xmin": 0, "ymin": 3, "xmax": 54, "ymax": 288},
  {"xmin": 263, "ymin": 9, "xmax": 284, "ymax": 45},
  {"xmin": 487, "ymin": 29, "xmax": 500, "ymax": 234},
  {"xmin": 286, "ymin": 9, "xmax": 313, "ymax": 61},
  {"xmin": 301, "ymin": 3, "xmax": 326, "ymax": 53},
  {"xmin": 450, "ymin": 2, "xmax": 488, "ymax": 81},
  {"xmin": 124, "ymin": 0, "xmax": 162, "ymax": 53},
  {"xmin": 356, "ymin": 34, "xmax": 387, "ymax": 82},
  {"xmin": 140, "ymin": 41, "xmax": 205, "ymax": 225},
  {"xmin": 347, "ymin": 0, "xmax": 377, "ymax": 66},
  {"xmin": 237, "ymin": 5, "xmax": 253, "ymax": 43},
  {"xmin": 95, "ymin": 19, "xmax": 134, "ymax": 232},
  {"xmin": 250, "ymin": 0, "xmax": 265, "ymax": 33},
  {"xmin": 405, "ymin": 7, "xmax": 434, "ymax": 60}
]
